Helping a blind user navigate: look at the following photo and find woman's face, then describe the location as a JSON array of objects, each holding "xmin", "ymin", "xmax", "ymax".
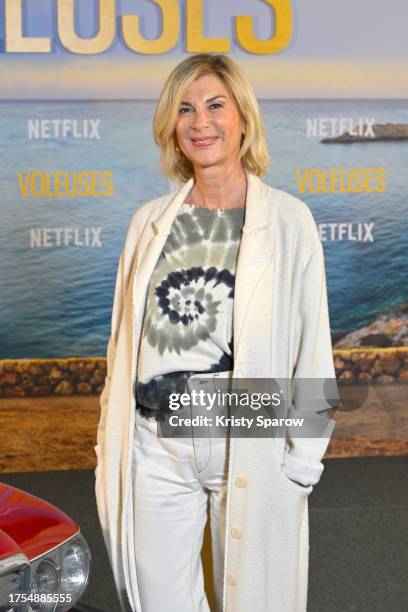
[{"xmin": 175, "ymin": 73, "xmax": 245, "ymax": 172}]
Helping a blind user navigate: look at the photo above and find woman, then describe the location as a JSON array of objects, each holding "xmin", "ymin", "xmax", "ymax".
[{"xmin": 94, "ymin": 53, "xmax": 339, "ymax": 612}]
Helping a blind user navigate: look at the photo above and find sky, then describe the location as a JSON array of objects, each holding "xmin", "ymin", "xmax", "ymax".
[{"xmin": 0, "ymin": 0, "xmax": 406, "ymax": 99}]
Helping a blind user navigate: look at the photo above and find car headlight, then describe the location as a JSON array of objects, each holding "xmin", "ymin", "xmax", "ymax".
[
  {"xmin": 0, "ymin": 552, "xmax": 30, "ymax": 611},
  {"xmin": 28, "ymin": 532, "xmax": 91, "ymax": 612},
  {"xmin": 60, "ymin": 533, "xmax": 91, "ymax": 603},
  {"xmin": 30, "ymin": 560, "xmax": 60, "ymax": 611}
]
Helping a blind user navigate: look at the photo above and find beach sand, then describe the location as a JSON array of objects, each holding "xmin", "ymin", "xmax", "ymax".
[{"xmin": 0, "ymin": 383, "xmax": 407, "ymax": 473}]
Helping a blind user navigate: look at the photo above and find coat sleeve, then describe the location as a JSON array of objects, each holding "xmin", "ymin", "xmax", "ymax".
[
  {"xmin": 284, "ymin": 235, "xmax": 341, "ymax": 487},
  {"xmin": 95, "ymin": 247, "xmax": 126, "ymax": 461},
  {"xmin": 94, "ymin": 201, "xmax": 152, "ymax": 461}
]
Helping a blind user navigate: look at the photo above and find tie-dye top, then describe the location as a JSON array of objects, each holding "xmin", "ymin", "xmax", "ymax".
[{"xmin": 135, "ymin": 201, "xmax": 245, "ymax": 421}]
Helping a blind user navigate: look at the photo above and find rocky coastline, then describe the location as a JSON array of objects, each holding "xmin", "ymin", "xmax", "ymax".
[
  {"xmin": 333, "ymin": 301, "xmax": 407, "ymax": 349},
  {"xmin": 321, "ymin": 122, "xmax": 408, "ymax": 143},
  {"xmin": 0, "ymin": 349, "xmax": 407, "ymax": 397}
]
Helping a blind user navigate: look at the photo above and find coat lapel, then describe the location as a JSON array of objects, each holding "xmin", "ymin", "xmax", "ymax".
[
  {"xmin": 131, "ymin": 177, "xmax": 194, "ymax": 327},
  {"xmin": 232, "ymin": 171, "xmax": 273, "ymax": 361}
]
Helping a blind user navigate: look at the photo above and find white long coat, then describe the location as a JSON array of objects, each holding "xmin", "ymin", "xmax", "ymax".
[{"xmin": 94, "ymin": 169, "xmax": 338, "ymax": 612}]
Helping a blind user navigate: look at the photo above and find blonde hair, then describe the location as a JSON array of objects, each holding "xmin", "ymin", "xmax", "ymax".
[{"xmin": 152, "ymin": 54, "xmax": 269, "ymax": 183}]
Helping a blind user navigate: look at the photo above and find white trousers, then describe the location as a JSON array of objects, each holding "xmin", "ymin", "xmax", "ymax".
[{"xmin": 132, "ymin": 371, "xmax": 233, "ymax": 612}]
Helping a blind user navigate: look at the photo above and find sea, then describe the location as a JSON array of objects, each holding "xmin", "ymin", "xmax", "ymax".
[{"xmin": 0, "ymin": 99, "xmax": 407, "ymax": 358}]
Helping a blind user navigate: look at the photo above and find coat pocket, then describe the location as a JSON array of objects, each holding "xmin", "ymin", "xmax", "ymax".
[
  {"xmin": 280, "ymin": 454, "xmax": 314, "ymax": 495},
  {"xmin": 283, "ymin": 472, "xmax": 313, "ymax": 495}
]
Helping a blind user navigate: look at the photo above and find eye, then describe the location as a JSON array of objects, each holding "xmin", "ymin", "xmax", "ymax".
[
  {"xmin": 209, "ymin": 103, "xmax": 223, "ymax": 109},
  {"xmin": 179, "ymin": 107, "xmax": 191, "ymax": 114}
]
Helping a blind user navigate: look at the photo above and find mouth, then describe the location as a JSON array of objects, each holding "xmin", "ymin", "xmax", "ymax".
[{"xmin": 191, "ymin": 137, "xmax": 219, "ymax": 148}]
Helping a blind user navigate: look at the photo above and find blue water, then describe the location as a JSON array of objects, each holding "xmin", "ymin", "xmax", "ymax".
[{"xmin": 0, "ymin": 99, "xmax": 407, "ymax": 358}]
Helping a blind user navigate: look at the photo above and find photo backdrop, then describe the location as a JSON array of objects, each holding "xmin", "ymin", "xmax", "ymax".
[{"xmin": 0, "ymin": 1, "xmax": 407, "ymax": 417}]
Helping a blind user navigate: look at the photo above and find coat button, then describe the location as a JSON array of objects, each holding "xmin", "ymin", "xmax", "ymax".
[
  {"xmin": 235, "ymin": 476, "xmax": 247, "ymax": 488},
  {"xmin": 227, "ymin": 574, "xmax": 236, "ymax": 586},
  {"xmin": 231, "ymin": 527, "xmax": 241, "ymax": 539}
]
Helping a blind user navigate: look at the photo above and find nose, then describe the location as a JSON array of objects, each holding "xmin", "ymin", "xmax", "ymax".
[{"xmin": 190, "ymin": 106, "xmax": 210, "ymax": 131}]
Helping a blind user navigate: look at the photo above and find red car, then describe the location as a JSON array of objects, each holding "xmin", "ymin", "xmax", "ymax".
[{"xmin": 0, "ymin": 482, "xmax": 96, "ymax": 612}]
